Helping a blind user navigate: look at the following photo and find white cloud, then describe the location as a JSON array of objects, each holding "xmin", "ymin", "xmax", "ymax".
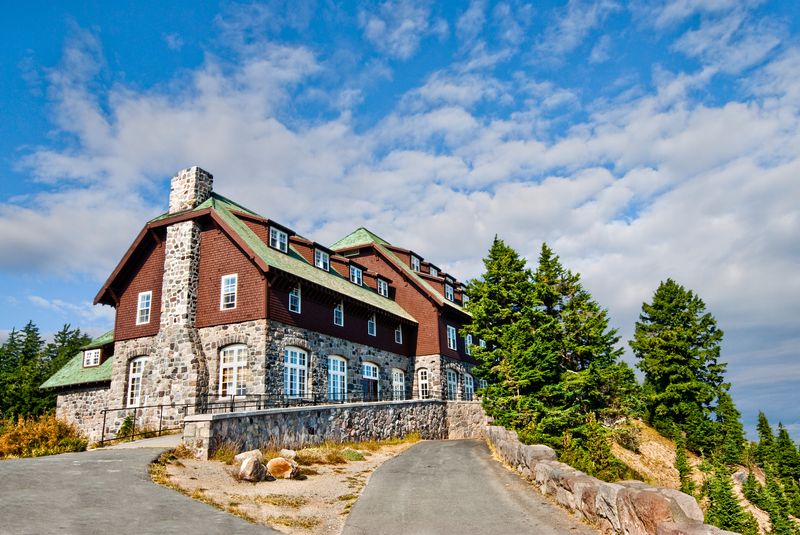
[
  {"xmin": 163, "ymin": 32, "xmax": 184, "ymax": 50},
  {"xmin": 28, "ymin": 295, "xmax": 115, "ymax": 324},
  {"xmin": 589, "ymin": 35, "xmax": 612, "ymax": 63},
  {"xmin": 534, "ymin": 0, "xmax": 621, "ymax": 59},
  {"xmin": 359, "ymin": 0, "xmax": 446, "ymax": 60}
]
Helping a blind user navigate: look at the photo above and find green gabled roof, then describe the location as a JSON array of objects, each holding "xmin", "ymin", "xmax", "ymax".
[
  {"xmin": 212, "ymin": 207, "xmax": 417, "ymax": 323},
  {"xmin": 148, "ymin": 192, "xmax": 261, "ymax": 223},
  {"xmin": 329, "ymin": 227, "xmax": 390, "ymax": 250},
  {"xmin": 332, "ymin": 228, "xmax": 470, "ymax": 317},
  {"xmin": 41, "ymin": 332, "xmax": 115, "ymax": 389}
]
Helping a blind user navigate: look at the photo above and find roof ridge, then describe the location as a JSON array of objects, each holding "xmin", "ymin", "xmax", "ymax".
[{"xmin": 329, "ymin": 227, "xmax": 391, "ymax": 250}]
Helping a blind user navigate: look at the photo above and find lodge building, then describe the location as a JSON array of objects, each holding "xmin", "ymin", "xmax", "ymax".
[{"xmin": 43, "ymin": 167, "xmax": 482, "ymax": 442}]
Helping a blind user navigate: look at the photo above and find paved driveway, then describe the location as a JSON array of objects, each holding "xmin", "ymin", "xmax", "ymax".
[
  {"xmin": 343, "ymin": 439, "xmax": 598, "ymax": 535},
  {"xmin": 0, "ymin": 448, "xmax": 278, "ymax": 535}
]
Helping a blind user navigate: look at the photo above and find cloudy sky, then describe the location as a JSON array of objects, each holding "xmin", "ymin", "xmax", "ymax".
[{"xmin": 1, "ymin": 1, "xmax": 797, "ymax": 439}]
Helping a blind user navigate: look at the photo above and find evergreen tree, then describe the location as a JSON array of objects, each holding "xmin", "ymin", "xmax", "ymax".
[
  {"xmin": 715, "ymin": 392, "xmax": 746, "ymax": 465},
  {"xmin": 674, "ymin": 433, "xmax": 696, "ymax": 496},
  {"xmin": 630, "ymin": 279, "xmax": 728, "ymax": 454},
  {"xmin": 704, "ymin": 463, "xmax": 758, "ymax": 534},
  {"xmin": 756, "ymin": 412, "xmax": 776, "ymax": 466},
  {"xmin": 775, "ymin": 424, "xmax": 800, "ymax": 480}
]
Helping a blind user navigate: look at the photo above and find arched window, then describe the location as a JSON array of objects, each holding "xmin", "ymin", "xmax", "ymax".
[
  {"xmin": 328, "ymin": 355, "xmax": 347, "ymax": 401},
  {"xmin": 127, "ymin": 357, "xmax": 147, "ymax": 407},
  {"xmin": 284, "ymin": 346, "xmax": 308, "ymax": 398},
  {"xmin": 219, "ymin": 344, "xmax": 248, "ymax": 397},
  {"xmin": 464, "ymin": 373, "xmax": 474, "ymax": 401},
  {"xmin": 446, "ymin": 369, "xmax": 458, "ymax": 401},
  {"xmin": 391, "ymin": 368, "xmax": 405, "ymax": 400},
  {"xmin": 417, "ymin": 368, "xmax": 430, "ymax": 400},
  {"xmin": 362, "ymin": 362, "xmax": 379, "ymax": 401}
]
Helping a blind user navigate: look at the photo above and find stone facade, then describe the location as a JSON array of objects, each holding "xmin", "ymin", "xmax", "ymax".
[
  {"xmin": 55, "ymin": 386, "xmax": 112, "ymax": 443},
  {"xmin": 183, "ymin": 399, "xmax": 488, "ymax": 459},
  {"xmin": 485, "ymin": 426, "xmax": 736, "ymax": 535},
  {"xmin": 413, "ymin": 354, "xmax": 476, "ymax": 401},
  {"xmin": 169, "ymin": 166, "xmax": 213, "ymax": 214}
]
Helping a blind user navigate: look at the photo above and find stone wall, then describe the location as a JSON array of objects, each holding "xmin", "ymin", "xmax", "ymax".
[
  {"xmin": 56, "ymin": 386, "xmax": 112, "ymax": 443},
  {"xmin": 183, "ymin": 400, "xmax": 488, "ymax": 459},
  {"xmin": 484, "ymin": 426, "xmax": 736, "ymax": 535}
]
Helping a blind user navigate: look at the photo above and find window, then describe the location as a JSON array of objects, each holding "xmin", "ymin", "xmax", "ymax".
[
  {"xmin": 328, "ymin": 356, "xmax": 347, "ymax": 401},
  {"xmin": 127, "ymin": 357, "xmax": 147, "ymax": 407},
  {"xmin": 136, "ymin": 291, "xmax": 152, "ymax": 325},
  {"xmin": 284, "ymin": 347, "xmax": 308, "ymax": 398},
  {"xmin": 429, "ymin": 266, "xmax": 438, "ymax": 277},
  {"xmin": 83, "ymin": 349, "xmax": 101, "ymax": 367},
  {"xmin": 446, "ymin": 369, "xmax": 458, "ymax": 400},
  {"xmin": 220, "ymin": 274, "xmax": 237, "ymax": 310},
  {"xmin": 418, "ymin": 368, "xmax": 430, "ymax": 399},
  {"xmin": 464, "ymin": 374, "xmax": 474, "ymax": 401},
  {"xmin": 446, "ymin": 325, "xmax": 457, "ymax": 350},
  {"xmin": 410, "ymin": 255, "xmax": 421, "ymax": 271},
  {"xmin": 377, "ymin": 278, "xmax": 389, "ymax": 297},
  {"xmin": 289, "ymin": 285, "xmax": 301, "ymax": 313},
  {"xmin": 445, "ymin": 284, "xmax": 454, "ymax": 301},
  {"xmin": 465, "ymin": 334, "xmax": 473, "ymax": 356},
  {"xmin": 333, "ymin": 302, "xmax": 344, "ymax": 326},
  {"xmin": 269, "ymin": 227, "xmax": 288, "ymax": 252},
  {"xmin": 394, "ymin": 324, "xmax": 403, "ymax": 344},
  {"xmin": 219, "ymin": 345, "xmax": 247, "ymax": 397},
  {"xmin": 479, "ymin": 339, "xmax": 487, "ymax": 349},
  {"xmin": 479, "ymin": 379, "xmax": 488, "ymax": 390},
  {"xmin": 367, "ymin": 314, "xmax": 376, "ymax": 336},
  {"xmin": 362, "ymin": 362, "xmax": 379, "ymax": 401},
  {"xmin": 392, "ymin": 369, "xmax": 405, "ymax": 400},
  {"xmin": 462, "ymin": 293, "xmax": 469, "ymax": 305},
  {"xmin": 350, "ymin": 265, "xmax": 363, "ymax": 286},
  {"xmin": 314, "ymin": 249, "xmax": 329, "ymax": 271}
]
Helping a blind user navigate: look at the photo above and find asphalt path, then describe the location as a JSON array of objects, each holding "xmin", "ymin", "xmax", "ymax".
[
  {"xmin": 343, "ymin": 439, "xmax": 598, "ymax": 535},
  {"xmin": 0, "ymin": 447, "xmax": 278, "ymax": 535}
]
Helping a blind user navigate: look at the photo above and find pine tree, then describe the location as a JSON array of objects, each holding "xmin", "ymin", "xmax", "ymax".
[
  {"xmin": 775, "ymin": 424, "xmax": 800, "ymax": 480},
  {"xmin": 715, "ymin": 392, "xmax": 746, "ymax": 465},
  {"xmin": 675, "ymin": 434, "xmax": 696, "ymax": 496},
  {"xmin": 756, "ymin": 412, "xmax": 776, "ymax": 467},
  {"xmin": 704, "ymin": 463, "xmax": 758, "ymax": 534},
  {"xmin": 630, "ymin": 279, "xmax": 728, "ymax": 454}
]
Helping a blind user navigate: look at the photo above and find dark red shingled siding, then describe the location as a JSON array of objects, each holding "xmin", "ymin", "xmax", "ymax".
[{"xmin": 114, "ymin": 239, "xmax": 164, "ymax": 341}]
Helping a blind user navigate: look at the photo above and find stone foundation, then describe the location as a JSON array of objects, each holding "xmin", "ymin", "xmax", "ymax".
[{"xmin": 56, "ymin": 386, "xmax": 112, "ymax": 443}]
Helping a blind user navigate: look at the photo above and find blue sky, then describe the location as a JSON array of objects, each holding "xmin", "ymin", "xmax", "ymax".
[{"xmin": 1, "ymin": 0, "xmax": 798, "ymax": 440}]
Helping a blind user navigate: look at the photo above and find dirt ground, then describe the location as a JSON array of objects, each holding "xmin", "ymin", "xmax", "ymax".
[{"xmin": 160, "ymin": 442, "xmax": 415, "ymax": 535}]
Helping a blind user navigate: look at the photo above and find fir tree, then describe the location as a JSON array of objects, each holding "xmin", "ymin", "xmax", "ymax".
[
  {"xmin": 715, "ymin": 392, "xmax": 746, "ymax": 465},
  {"xmin": 704, "ymin": 463, "xmax": 758, "ymax": 534},
  {"xmin": 674, "ymin": 434, "xmax": 696, "ymax": 496},
  {"xmin": 775, "ymin": 424, "xmax": 800, "ymax": 480},
  {"xmin": 756, "ymin": 412, "xmax": 776, "ymax": 466}
]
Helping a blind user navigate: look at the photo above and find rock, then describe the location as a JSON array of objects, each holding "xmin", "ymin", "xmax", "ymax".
[
  {"xmin": 234, "ymin": 449, "xmax": 263, "ymax": 464},
  {"xmin": 617, "ymin": 487, "xmax": 674, "ymax": 535},
  {"xmin": 523, "ymin": 444, "xmax": 557, "ymax": 464},
  {"xmin": 267, "ymin": 457, "xmax": 299, "ymax": 479},
  {"xmin": 239, "ymin": 457, "xmax": 266, "ymax": 482},
  {"xmin": 279, "ymin": 448, "xmax": 297, "ymax": 460}
]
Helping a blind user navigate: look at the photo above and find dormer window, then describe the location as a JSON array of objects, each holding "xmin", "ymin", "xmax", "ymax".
[
  {"xmin": 410, "ymin": 255, "xmax": 421, "ymax": 272},
  {"xmin": 136, "ymin": 291, "xmax": 152, "ymax": 325},
  {"xmin": 429, "ymin": 266, "xmax": 438, "ymax": 277},
  {"xmin": 83, "ymin": 349, "xmax": 101, "ymax": 367},
  {"xmin": 350, "ymin": 265, "xmax": 363, "ymax": 286},
  {"xmin": 314, "ymin": 249, "xmax": 330, "ymax": 271},
  {"xmin": 368, "ymin": 314, "xmax": 376, "ymax": 336},
  {"xmin": 220, "ymin": 274, "xmax": 237, "ymax": 310},
  {"xmin": 445, "ymin": 284, "xmax": 454, "ymax": 301},
  {"xmin": 289, "ymin": 285, "xmax": 301, "ymax": 313},
  {"xmin": 269, "ymin": 227, "xmax": 288, "ymax": 253},
  {"xmin": 377, "ymin": 278, "xmax": 389, "ymax": 297}
]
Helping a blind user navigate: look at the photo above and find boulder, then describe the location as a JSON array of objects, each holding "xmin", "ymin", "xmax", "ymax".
[
  {"xmin": 617, "ymin": 487, "xmax": 674, "ymax": 535},
  {"xmin": 523, "ymin": 444, "xmax": 557, "ymax": 465},
  {"xmin": 239, "ymin": 457, "xmax": 266, "ymax": 482},
  {"xmin": 279, "ymin": 448, "xmax": 297, "ymax": 460},
  {"xmin": 234, "ymin": 449, "xmax": 263, "ymax": 464},
  {"xmin": 267, "ymin": 457, "xmax": 299, "ymax": 479}
]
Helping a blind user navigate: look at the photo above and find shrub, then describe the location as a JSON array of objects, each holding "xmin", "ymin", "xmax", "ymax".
[
  {"xmin": 211, "ymin": 441, "xmax": 239, "ymax": 465},
  {"xmin": 0, "ymin": 414, "xmax": 88, "ymax": 458}
]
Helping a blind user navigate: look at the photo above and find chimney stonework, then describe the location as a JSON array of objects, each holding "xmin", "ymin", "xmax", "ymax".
[{"xmin": 169, "ymin": 166, "xmax": 214, "ymax": 213}]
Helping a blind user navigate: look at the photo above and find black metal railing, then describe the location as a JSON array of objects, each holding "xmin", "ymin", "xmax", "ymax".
[
  {"xmin": 98, "ymin": 403, "xmax": 192, "ymax": 447},
  {"xmin": 195, "ymin": 391, "xmax": 412, "ymax": 414}
]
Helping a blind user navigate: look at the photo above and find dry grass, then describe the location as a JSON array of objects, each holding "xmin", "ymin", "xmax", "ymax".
[
  {"xmin": 0, "ymin": 415, "xmax": 87, "ymax": 459},
  {"xmin": 229, "ymin": 493, "xmax": 308, "ymax": 508},
  {"xmin": 267, "ymin": 515, "xmax": 321, "ymax": 529},
  {"xmin": 211, "ymin": 441, "xmax": 240, "ymax": 465}
]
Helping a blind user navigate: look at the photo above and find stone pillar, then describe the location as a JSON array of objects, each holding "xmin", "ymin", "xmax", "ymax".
[{"xmin": 169, "ymin": 166, "xmax": 213, "ymax": 214}]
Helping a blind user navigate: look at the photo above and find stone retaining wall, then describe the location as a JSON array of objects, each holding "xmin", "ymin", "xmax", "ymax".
[
  {"xmin": 485, "ymin": 426, "xmax": 736, "ymax": 535},
  {"xmin": 183, "ymin": 400, "xmax": 487, "ymax": 459}
]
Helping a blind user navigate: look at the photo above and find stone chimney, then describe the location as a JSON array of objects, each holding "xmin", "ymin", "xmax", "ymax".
[{"xmin": 169, "ymin": 166, "xmax": 214, "ymax": 213}]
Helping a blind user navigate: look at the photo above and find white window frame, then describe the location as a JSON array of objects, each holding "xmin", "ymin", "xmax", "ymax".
[
  {"xmin": 350, "ymin": 265, "xmax": 363, "ymax": 286},
  {"xmin": 289, "ymin": 285, "xmax": 301, "ymax": 314},
  {"xmin": 269, "ymin": 227, "xmax": 288, "ymax": 252},
  {"xmin": 220, "ymin": 274, "xmax": 237, "ymax": 310},
  {"xmin": 367, "ymin": 314, "xmax": 376, "ymax": 336},
  {"xmin": 429, "ymin": 266, "xmax": 438, "ymax": 277},
  {"xmin": 446, "ymin": 325, "xmax": 457, "ymax": 351},
  {"xmin": 333, "ymin": 301, "xmax": 344, "ymax": 326},
  {"xmin": 219, "ymin": 344, "xmax": 247, "ymax": 397},
  {"xmin": 362, "ymin": 362, "xmax": 380, "ymax": 399},
  {"xmin": 314, "ymin": 249, "xmax": 330, "ymax": 271},
  {"xmin": 462, "ymin": 293, "xmax": 469, "ymax": 305},
  {"xmin": 136, "ymin": 291, "xmax": 152, "ymax": 325},
  {"xmin": 284, "ymin": 346, "xmax": 308, "ymax": 398},
  {"xmin": 410, "ymin": 255, "xmax": 421, "ymax": 271},
  {"xmin": 465, "ymin": 334, "xmax": 473, "ymax": 356},
  {"xmin": 479, "ymin": 378, "xmax": 488, "ymax": 390},
  {"xmin": 418, "ymin": 368, "xmax": 429, "ymax": 399},
  {"xmin": 479, "ymin": 339, "xmax": 487, "ymax": 349},
  {"xmin": 127, "ymin": 357, "xmax": 147, "ymax": 407},
  {"xmin": 445, "ymin": 284, "xmax": 454, "ymax": 301},
  {"xmin": 392, "ymin": 368, "xmax": 405, "ymax": 400},
  {"xmin": 328, "ymin": 355, "xmax": 347, "ymax": 401},
  {"xmin": 446, "ymin": 369, "xmax": 458, "ymax": 401},
  {"xmin": 377, "ymin": 278, "xmax": 389, "ymax": 297},
  {"xmin": 464, "ymin": 373, "xmax": 474, "ymax": 401},
  {"xmin": 83, "ymin": 349, "xmax": 101, "ymax": 368},
  {"xmin": 394, "ymin": 324, "xmax": 403, "ymax": 344}
]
